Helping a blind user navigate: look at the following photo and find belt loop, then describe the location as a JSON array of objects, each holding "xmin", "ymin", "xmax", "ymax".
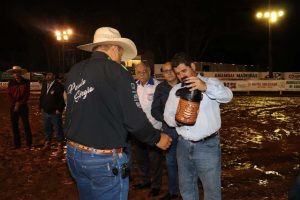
[
  {"xmin": 113, "ymin": 149, "xmax": 122, "ymax": 158},
  {"xmin": 112, "ymin": 149, "xmax": 117, "ymax": 158}
]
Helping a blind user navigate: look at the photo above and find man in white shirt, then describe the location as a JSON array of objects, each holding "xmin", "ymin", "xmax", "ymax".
[
  {"xmin": 164, "ymin": 53, "xmax": 233, "ymax": 200},
  {"xmin": 133, "ymin": 62, "xmax": 163, "ymax": 197}
]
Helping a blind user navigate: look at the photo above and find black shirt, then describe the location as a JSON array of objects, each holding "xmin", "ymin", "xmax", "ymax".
[
  {"xmin": 151, "ymin": 80, "xmax": 173, "ymax": 122},
  {"xmin": 39, "ymin": 80, "xmax": 65, "ymax": 113},
  {"xmin": 64, "ymin": 51, "xmax": 161, "ymax": 148}
]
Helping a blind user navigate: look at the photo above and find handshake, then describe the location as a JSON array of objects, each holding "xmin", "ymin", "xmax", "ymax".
[{"xmin": 155, "ymin": 133, "xmax": 172, "ymax": 150}]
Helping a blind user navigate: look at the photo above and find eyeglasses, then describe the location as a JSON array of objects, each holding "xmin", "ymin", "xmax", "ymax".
[{"xmin": 162, "ymin": 69, "xmax": 174, "ymax": 74}]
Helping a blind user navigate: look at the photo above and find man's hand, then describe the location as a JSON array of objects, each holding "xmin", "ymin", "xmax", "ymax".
[
  {"xmin": 185, "ymin": 76, "xmax": 207, "ymax": 92},
  {"xmin": 156, "ymin": 133, "xmax": 172, "ymax": 150}
]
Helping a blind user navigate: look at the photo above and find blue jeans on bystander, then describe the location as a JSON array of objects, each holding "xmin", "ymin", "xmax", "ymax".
[
  {"xmin": 177, "ymin": 133, "xmax": 221, "ymax": 200},
  {"xmin": 43, "ymin": 111, "xmax": 64, "ymax": 142},
  {"xmin": 66, "ymin": 144, "xmax": 129, "ymax": 200}
]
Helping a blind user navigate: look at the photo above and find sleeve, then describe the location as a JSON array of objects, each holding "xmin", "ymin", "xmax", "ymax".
[
  {"xmin": 151, "ymin": 84, "xmax": 164, "ymax": 122},
  {"xmin": 204, "ymin": 78, "xmax": 233, "ymax": 103},
  {"xmin": 20, "ymin": 80, "xmax": 30, "ymax": 104},
  {"xmin": 117, "ymin": 71, "xmax": 161, "ymax": 146},
  {"xmin": 163, "ymin": 86, "xmax": 179, "ymax": 127}
]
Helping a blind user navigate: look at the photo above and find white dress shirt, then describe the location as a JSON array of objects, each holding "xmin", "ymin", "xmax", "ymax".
[
  {"xmin": 136, "ymin": 78, "xmax": 162, "ymax": 130},
  {"xmin": 164, "ymin": 75, "xmax": 233, "ymax": 141}
]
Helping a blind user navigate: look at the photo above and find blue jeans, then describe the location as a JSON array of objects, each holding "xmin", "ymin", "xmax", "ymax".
[
  {"xmin": 43, "ymin": 111, "xmax": 64, "ymax": 142},
  {"xmin": 289, "ymin": 171, "xmax": 300, "ymax": 200},
  {"xmin": 66, "ymin": 144, "xmax": 129, "ymax": 200},
  {"xmin": 177, "ymin": 134, "xmax": 221, "ymax": 200},
  {"xmin": 163, "ymin": 125, "xmax": 179, "ymax": 195}
]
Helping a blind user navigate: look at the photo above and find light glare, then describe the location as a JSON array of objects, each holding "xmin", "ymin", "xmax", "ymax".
[
  {"xmin": 278, "ymin": 11, "xmax": 284, "ymax": 16},
  {"xmin": 54, "ymin": 28, "xmax": 73, "ymax": 41},
  {"xmin": 264, "ymin": 12, "xmax": 270, "ymax": 18},
  {"xmin": 256, "ymin": 12, "xmax": 263, "ymax": 18},
  {"xmin": 67, "ymin": 29, "xmax": 73, "ymax": 35},
  {"xmin": 270, "ymin": 17, "xmax": 277, "ymax": 23},
  {"xmin": 256, "ymin": 9, "xmax": 284, "ymax": 24},
  {"xmin": 55, "ymin": 31, "xmax": 61, "ymax": 36}
]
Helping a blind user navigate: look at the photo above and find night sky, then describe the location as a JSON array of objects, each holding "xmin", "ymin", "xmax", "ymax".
[{"xmin": 0, "ymin": 0, "xmax": 299, "ymax": 72}]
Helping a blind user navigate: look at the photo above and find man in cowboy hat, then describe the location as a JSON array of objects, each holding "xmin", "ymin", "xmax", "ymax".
[
  {"xmin": 64, "ymin": 27, "xmax": 172, "ymax": 200},
  {"xmin": 7, "ymin": 66, "xmax": 32, "ymax": 150}
]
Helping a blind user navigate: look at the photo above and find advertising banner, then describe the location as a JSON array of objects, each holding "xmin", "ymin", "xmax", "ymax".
[
  {"xmin": 248, "ymin": 80, "xmax": 285, "ymax": 91},
  {"xmin": 0, "ymin": 82, "xmax": 8, "ymax": 91},
  {"xmin": 30, "ymin": 72, "xmax": 44, "ymax": 81},
  {"xmin": 260, "ymin": 72, "xmax": 283, "ymax": 80},
  {"xmin": 204, "ymin": 72, "xmax": 260, "ymax": 80},
  {"xmin": 0, "ymin": 82, "xmax": 41, "ymax": 91},
  {"xmin": 285, "ymin": 80, "xmax": 300, "ymax": 91},
  {"xmin": 222, "ymin": 80, "xmax": 286, "ymax": 91},
  {"xmin": 0, "ymin": 72, "xmax": 30, "ymax": 81},
  {"xmin": 30, "ymin": 82, "xmax": 42, "ymax": 91},
  {"xmin": 284, "ymin": 72, "xmax": 300, "ymax": 80}
]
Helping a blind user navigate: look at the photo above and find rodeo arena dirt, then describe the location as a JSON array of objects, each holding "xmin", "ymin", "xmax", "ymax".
[{"xmin": 0, "ymin": 70, "xmax": 300, "ymax": 200}]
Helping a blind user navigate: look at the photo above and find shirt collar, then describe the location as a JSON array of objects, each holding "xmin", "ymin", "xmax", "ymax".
[
  {"xmin": 136, "ymin": 77, "xmax": 155, "ymax": 86},
  {"xmin": 91, "ymin": 51, "xmax": 110, "ymax": 60}
]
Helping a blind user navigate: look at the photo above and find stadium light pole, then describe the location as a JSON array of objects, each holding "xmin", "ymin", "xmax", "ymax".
[
  {"xmin": 256, "ymin": 9, "xmax": 284, "ymax": 79},
  {"xmin": 54, "ymin": 29, "xmax": 73, "ymax": 74}
]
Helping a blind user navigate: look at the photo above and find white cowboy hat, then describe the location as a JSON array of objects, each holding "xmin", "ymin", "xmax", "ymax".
[
  {"xmin": 77, "ymin": 27, "xmax": 137, "ymax": 61},
  {"xmin": 6, "ymin": 66, "xmax": 28, "ymax": 75}
]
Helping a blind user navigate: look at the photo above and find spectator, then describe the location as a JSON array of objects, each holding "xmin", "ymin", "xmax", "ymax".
[
  {"xmin": 133, "ymin": 61, "xmax": 163, "ymax": 197},
  {"xmin": 39, "ymin": 71, "xmax": 65, "ymax": 152},
  {"xmin": 7, "ymin": 66, "xmax": 32, "ymax": 150},
  {"xmin": 151, "ymin": 62, "xmax": 180, "ymax": 200}
]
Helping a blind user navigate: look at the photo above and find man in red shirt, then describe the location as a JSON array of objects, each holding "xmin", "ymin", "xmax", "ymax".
[{"xmin": 7, "ymin": 66, "xmax": 32, "ymax": 149}]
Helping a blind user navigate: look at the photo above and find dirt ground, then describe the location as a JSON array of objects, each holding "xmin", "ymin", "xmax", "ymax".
[{"xmin": 0, "ymin": 93, "xmax": 299, "ymax": 200}]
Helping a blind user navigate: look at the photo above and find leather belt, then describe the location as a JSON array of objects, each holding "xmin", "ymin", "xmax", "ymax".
[
  {"xmin": 67, "ymin": 140, "xmax": 123, "ymax": 155},
  {"xmin": 190, "ymin": 132, "xmax": 219, "ymax": 143}
]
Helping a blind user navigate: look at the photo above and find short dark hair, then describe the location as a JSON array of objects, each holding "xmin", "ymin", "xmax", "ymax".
[
  {"xmin": 160, "ymin": 61, "xmax": 171, "ymax": 72},
  {"xmin": 44, "ymin": 71, "xmax": 58, "ymax": 78},
  {"xmin": 171, "ymin": 52, "xmax": 193, "ymax": 69}
]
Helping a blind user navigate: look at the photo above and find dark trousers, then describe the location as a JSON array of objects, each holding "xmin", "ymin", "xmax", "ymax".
[
  {"xmin": 163, "ymin": 125, "xmax": 179, "ymax": 195},
  {"xmin": 10, "ymin": 104, "xmax": 32, "ymax": 148},
  {"xmin": 289, "ymin": 171, "xmax": 300, "ymax": 200},
  {"xmin": 42, "ymin": 111, "xmax": 64, "ymax": 142},
  {"xmin": 134, "ymin": 139, "xmax": 163, "ymax": 189}
]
